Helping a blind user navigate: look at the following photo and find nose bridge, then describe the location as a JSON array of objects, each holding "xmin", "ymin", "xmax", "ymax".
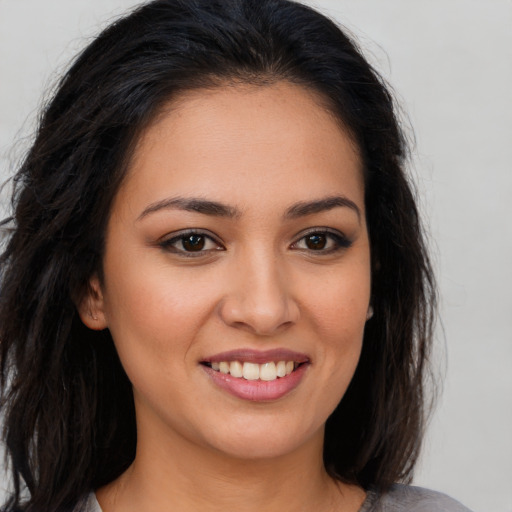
[{"xmin": 220, "ymin": 244, "xmax": 298, "ymax": 335}]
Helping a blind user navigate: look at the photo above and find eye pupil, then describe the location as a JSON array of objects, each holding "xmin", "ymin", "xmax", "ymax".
[
  {"xmin": 306, "ymin": 234, "xmax": 327, "ymax": 250},
  {"xmin": 182, "ymin": 234, "xmax": 205, "ymax": 251}
]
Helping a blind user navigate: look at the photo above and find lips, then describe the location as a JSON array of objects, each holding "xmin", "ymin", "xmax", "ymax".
[
  {"xmin": 201, "ymin": 349, "xmax": 310, "ymax": 401},
  {"xmin": 206, "ymin": 360, "xmax": 297, "ymax": 381}
]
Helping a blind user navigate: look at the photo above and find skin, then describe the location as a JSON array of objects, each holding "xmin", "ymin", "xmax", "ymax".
[{"xmin": 80, "ymin": 82, "xmax": 371, "ymax": 512}]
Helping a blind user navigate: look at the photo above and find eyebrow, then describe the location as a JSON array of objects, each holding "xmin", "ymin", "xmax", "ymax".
[
  {"xmin": 283, "ymin": 196, "xmax": 361, "ymax": 222},
  {"xmin": 137, "ymin": 195, "xmax": 361, "ymax": 222},
  {"xmin": 138, "ymin": 197, "xmax": 241, "ymax": 220}
]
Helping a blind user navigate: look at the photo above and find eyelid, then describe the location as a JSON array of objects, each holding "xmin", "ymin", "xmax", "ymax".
[
  {"xmin": 157, "ymin": 227, "xmax": 351, "ymax": 257},
  {"xmin": 290, "ymin": 227, "xmax": 352, "ymax": 252},
  {"xmin": 158, "ymin": 229, "xmax": 225, "ymax": 256}
]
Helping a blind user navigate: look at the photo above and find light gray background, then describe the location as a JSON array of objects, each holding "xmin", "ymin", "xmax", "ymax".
[{"xmin": 0, "ymin": 1, "xmax": 511, "ymax": 511}]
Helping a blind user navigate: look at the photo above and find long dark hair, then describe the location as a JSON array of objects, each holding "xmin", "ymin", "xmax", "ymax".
[{"xmin": 0, "ymin": 1, "xmax": 436, "ymax": 510}]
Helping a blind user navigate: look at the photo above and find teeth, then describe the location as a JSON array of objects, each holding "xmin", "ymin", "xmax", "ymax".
[
  {"xmin": 259, "ymin": 362, "xmax": 276, "ymax": 381},
  {"xmin": 209, "ymin": 360, "xmax": 300, "ymax": 381},
  {"xmin": 229, "ymin": 361, "xmax": 243, "ymax": 378},
  {"xmin": 276, "ymin": 360, "xmax": 287, "ymax": 378},
  {"xmin": 242, "ymin": 362, "xmax": 260, "ymax": 380}
]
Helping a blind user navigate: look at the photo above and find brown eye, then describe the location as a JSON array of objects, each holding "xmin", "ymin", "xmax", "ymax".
[
  {"xmin": 291, "ymin": 230, "xmax": 352, "ymax": 254},
  {"xmin": 305, "ymin": 233, "xmax": 327, "ymax": 250},
  {"xmin": 160, "ymin": 231, "xmax": 223, "ymax": 256},
  {"xmin": 182, "ymin": 234, "xmax": 206, "ymax": 251}
]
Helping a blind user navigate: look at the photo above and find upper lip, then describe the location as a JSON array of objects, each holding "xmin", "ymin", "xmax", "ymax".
[{"xmin": 202, "ymin": 348, "xmax": 310, "ymax": 364}]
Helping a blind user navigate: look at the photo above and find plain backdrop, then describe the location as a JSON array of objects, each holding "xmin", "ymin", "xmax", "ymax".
[{"xmin": 0, "ymin": 1, "xmax": 511, "ymax": 511}]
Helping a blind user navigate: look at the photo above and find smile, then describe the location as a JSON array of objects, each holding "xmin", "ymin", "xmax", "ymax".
[
  {"xmin": 201, "ymin": 349, "xmax": 310, "ymax": 401},
  {"xmin": 205, "ymin": 360, "xmax": 300, "ymax": 381}
]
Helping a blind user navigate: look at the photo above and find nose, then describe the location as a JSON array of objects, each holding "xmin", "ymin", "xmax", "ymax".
[{"xmin": 218, "ymin": 250, "xmax": 300, "ymax": 336}]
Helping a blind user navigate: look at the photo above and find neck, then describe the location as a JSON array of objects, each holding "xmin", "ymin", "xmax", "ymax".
[{"xmin": 96, "ymin": 416, "xmax": 365, "ymax": 512}]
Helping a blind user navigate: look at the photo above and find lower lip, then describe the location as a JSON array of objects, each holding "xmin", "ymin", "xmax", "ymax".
[{"xmin": 202, "ymin": 364, "xmax": 308, "ymax": 402}]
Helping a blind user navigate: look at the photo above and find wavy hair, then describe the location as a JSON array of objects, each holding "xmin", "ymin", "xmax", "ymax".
[{"xmin": 0, "ymin": 1, "xmax": 436, "ymax": 510}]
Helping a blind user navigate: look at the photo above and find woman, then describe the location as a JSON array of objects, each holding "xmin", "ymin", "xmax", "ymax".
[{"xmin": 0, "ymin": 1, "xmax": 471, "ymax": 511}]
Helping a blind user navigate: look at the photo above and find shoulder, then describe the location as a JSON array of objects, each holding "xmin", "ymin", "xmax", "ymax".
[
  {"xmin": 363, "ymin": 484, "xmax": 473, "ymax": 512},
  {"xmin": 72, "ymin": 492, "xmax": 102, "ymax": 512}
]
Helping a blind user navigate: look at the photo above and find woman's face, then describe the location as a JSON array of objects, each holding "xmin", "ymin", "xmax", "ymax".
[{"xmin": 82, "ymin": 82, "xmax": 371, "ymax": 460}]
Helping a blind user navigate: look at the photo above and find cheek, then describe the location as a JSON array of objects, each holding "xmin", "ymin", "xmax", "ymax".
[
  {"xmin": 101, "ymin": 254, "xmax": 223, "ymax": 368},
  {"xmin": 302, "ymin": 261, "xmax": 370, "ymax": 335},
  {"xmin": 104, "ymin": 242, "xmax": 220, "ymax": 323},
  {"xmin": 299, "ymin": 260, "xmax": 369, "ymax": 393},
  {"xmin": 100, "ymin": 266, "xmax": 221, "ymax": 410}
]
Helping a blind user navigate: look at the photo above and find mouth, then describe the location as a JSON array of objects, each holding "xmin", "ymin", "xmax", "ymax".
[
  {"xmin": 202, "ymin": 360, "xmax": 304, "ymax": 381},
  {"xmin": 200, "ymin": 349, "xmax": 310, "ymax": 401}
]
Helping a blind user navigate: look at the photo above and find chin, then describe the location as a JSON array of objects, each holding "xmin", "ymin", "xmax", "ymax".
[{"xmin": 202, "ymin": 417, "xmax": 323, "ymax": 461}]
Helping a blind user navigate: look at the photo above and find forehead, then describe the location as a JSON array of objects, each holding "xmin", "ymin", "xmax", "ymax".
[{"xmin": 117, "ymin": 82, "xmax": 364, "ymax": 216}]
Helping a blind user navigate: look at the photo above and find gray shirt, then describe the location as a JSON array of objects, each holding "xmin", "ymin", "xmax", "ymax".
[{"xmin": 82, "ymin": 484, "xmax": 472, "ymax": 511}]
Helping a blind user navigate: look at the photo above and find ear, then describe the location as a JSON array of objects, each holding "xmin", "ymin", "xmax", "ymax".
[{"xmin": 77, "ymin": 274, "xmax": 108, "ymax": 330}]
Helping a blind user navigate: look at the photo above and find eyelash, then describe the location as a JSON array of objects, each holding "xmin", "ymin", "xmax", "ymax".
[
  {"xmin": 159, "ymin": 230, "xmax": 224, "ymax": 258},
  {"xmin": 159, "ymin": 228, "xmax": 352, "ymax": 257},
  {"xmin": 290, "ymin": 228, "xmax": 352, "ymax": 253}
]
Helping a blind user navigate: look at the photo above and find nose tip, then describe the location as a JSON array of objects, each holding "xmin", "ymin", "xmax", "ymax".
[
  {"xmin": 222, "ymin": 300, "xmax": 297, "ymax": 336},
  {"xmin": 218, "ymin": 269, "xmax": 299, "ymax": 336}
]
